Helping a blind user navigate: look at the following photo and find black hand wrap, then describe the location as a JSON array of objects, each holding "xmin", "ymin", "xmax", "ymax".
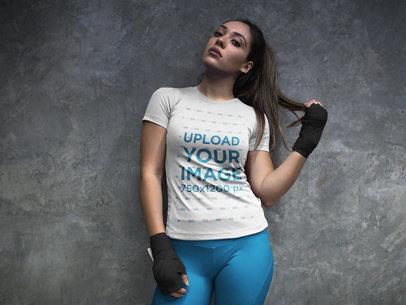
[
  {"xmin": 149, "ymin": 232, "xmax": 187, "ymax": 295},
  {"xmin": 292, "ymin": 103, "xmax": 328, "ymax": 158}
]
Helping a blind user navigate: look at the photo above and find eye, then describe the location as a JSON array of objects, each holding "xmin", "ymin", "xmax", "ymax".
[{"xmin": 213, "ymin": 31, "xmax": 242, "ymax": 47}]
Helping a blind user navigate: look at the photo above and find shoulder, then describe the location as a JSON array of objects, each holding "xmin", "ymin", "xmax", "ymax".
[
  {"xmin": 152, "ymin": 86, "xmax": 180, "ymax": 99},
  {"xmin": 150, "ymin": 86, "xmax": 182, "ymax": 106},
  {"xmin": 238, "ymin": 102, "xmax": 267, "ymax": 125}
]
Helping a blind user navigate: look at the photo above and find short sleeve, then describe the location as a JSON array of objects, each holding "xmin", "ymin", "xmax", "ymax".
[
  {"xmin": 248, "ymin": 113, "xmax": 270, "ymax": 152},
  {"xmin": 142, "ymin": 87, "xmax": 173, "ymax": 129}
]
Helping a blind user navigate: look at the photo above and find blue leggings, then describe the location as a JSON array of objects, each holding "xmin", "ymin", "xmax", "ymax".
[{"xmin": 151, "ymin": 228, "xmax": 274, "ymax": 305}]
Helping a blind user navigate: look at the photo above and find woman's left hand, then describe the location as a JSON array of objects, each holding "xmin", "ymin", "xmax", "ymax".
[
  {"xmin": 292, "ymin": 98, "xmax": 328, "ymax": 159},
  {"xmin": 304, "ymin": 99, "xmax": 325, "ymax": 109}
]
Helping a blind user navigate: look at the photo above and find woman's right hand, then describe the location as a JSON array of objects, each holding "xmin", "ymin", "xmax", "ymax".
[
  {"xmin": 150, "ymin": 232, "xmax": 190, "ymax": 298},
  {"xmin": 169, "ymin": 274, "xmax": 189, "ymax": 298}
]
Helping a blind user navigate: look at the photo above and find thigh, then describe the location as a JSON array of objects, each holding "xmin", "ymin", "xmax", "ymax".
[
  {"xmin": 214, "ymin": 237, "xmax": 274, "ymax": 305},
  {"xmin": 150, "ymin": 240, "xmax": 214, "ymax": 305}
]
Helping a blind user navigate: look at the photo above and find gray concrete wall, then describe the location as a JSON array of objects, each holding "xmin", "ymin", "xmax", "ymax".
[{"xmin": 0, "ymin": 0, "xmax": 404, "ymax": 304}]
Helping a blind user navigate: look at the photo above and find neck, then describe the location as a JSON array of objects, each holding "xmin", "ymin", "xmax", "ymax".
[{"xmin": 197, "ymin": 68, "xmax": 238, "ymax": 101}]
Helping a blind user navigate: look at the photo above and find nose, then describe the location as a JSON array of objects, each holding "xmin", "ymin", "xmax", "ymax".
[{"xmin": 215, "ymin": 37, "xmax": 225, "ymax": 48}]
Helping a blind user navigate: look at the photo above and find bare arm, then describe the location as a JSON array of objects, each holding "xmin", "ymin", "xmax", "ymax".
[
  {"xmin": 138, "ymin": 121, "xmax": 167, "ymax": 237},
  {"xmin": 246, "ymin": 101, "xmax": 328, "ymax": 207},
  {"xmin": 139, "ymin": 175, "xmax": 165, "ymax": 237},
  {"xmin": 259, "ymin": 151, "xmax": 305, "ymax": 207},
  {"xmin": 245, "ymin": 150, "xmax": 306, "ymax": 207},
  {"xmin": 139, "ymin": 120, "xmax": 190, "ymax": 297}
]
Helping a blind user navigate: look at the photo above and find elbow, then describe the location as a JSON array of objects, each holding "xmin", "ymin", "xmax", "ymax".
[
  {"xmin": 259, "ymin": 191, "xmax": 280, "ymax": 208},
  {"xmin": 257, "ymin": 184, "xmax": 274, "ymax": 208},
  {"xmin": 139, "ymin": 171, "xmax": 164, "ymax": 197},
  {"xmin": 140, "ymin": 168, "xmax": 164, "ymax": 181},
  {"xmin": 261, "ymin": 199, "xmax": 274, "ymax": 208},
  {"xmin": 259, "ymin": 193, "xmax": 274, "ymax": 207}
]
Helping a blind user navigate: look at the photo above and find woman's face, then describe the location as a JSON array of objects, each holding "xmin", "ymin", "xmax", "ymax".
[{"xmin": 202, "ymin": 21, "xmax": 253, "ymax": 75}]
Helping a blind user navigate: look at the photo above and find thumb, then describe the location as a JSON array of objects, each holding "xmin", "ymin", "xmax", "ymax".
[{"xmin": 181, "ymin": 273, "xmax": 189, "ymax": 286}]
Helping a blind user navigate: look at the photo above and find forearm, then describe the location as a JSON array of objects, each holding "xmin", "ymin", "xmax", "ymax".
[
  {"xmin": 259, "ymin": 151, "xmax": 306, "ymax": 207},
  {"xmin": 138, "ymin": 173, "xmax": 166, "ymax": 237}
]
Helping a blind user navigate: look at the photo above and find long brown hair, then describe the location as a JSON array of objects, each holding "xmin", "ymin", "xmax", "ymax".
[{"xmin": 201, "ymin": 18, "xmax": 307, "ymax": 153}]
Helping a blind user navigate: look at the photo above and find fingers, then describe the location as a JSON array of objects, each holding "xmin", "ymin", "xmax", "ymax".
[
  {"xmin": 170, "ymin": 273, "xmax": 189, "ymax": 298},
  {"xmin": 183, "ymin": 273, "xmax": 190, "ymax": 286},
  {"xmin": 170, "ymin": 285, "xmax": 186, "ymax": 298},
  {"xmin": 170, "ymin": 288, "xmax": 186, "ymax": 298},
  {"xmin": 171, "ymin": 288, "xmax": 184, "ymax": 298},
  {"xmin": 305, "ymin": 99, "xmax": 325, "ymax": 108}
]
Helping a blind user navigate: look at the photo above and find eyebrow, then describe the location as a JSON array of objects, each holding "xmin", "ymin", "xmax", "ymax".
[{"xmin": 218, "ymin": 25, "xmax": 247, "ymax": 45}]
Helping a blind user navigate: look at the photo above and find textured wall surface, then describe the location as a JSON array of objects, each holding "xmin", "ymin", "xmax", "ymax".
[{"xmin": 0, "ymin": 0, "xmax": 405, "ymax": 304}]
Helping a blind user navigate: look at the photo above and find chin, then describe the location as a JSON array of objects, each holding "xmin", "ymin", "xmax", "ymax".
[{"xmin": 201, "ymin": 56, "xmax": 221, "ymax": 69}]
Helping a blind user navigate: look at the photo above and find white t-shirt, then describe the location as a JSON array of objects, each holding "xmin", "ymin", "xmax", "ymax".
[{"xmin": 142, "ymin": 85, "xmax": 270, "ymax": 240}]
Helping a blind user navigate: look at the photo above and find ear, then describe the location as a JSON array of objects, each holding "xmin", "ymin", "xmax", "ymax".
[{"xmin": 240, "ymin": 60, "xmax": 253, "ymax": 74}]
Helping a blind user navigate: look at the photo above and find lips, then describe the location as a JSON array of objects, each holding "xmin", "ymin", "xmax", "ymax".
[{"xmin": 208, "ymin": 47, "xmax": 222, "ymax": 57}]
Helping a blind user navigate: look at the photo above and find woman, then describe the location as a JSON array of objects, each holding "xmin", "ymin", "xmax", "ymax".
[{"xmin": 139, "ymin": 18, "xmax": 328, "ymax": 305}]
